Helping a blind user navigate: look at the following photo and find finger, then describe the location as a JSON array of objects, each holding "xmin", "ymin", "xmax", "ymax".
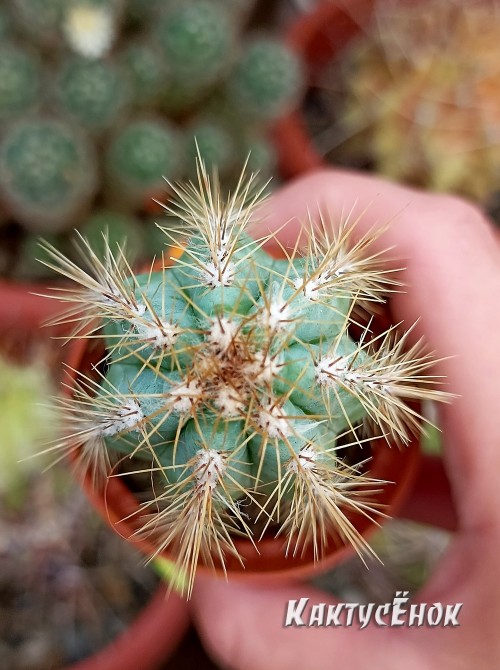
[
  {"xmin": 256, "ymin": 169, "xmax": 500, "ymax": 531},
  {"xmin": 192, "ymin": 579, "xmax": 431, "ymax": 670}
]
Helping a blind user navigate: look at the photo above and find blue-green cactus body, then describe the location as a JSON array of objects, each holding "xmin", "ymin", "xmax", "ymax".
[
  {"xmin": 166, "ymin": 416, "xmax": 252, "ymax": 489},
  {"xmin": 103, "ymin": 269, "xmax": 201, "ymax": 367},
  {"xmin": 276, "ymin": 341, "xmax": 367, "ymax": 425},
  {"xmin": 103, "ymin": 363, "xmax": 186, "ymax": 452},
  {"xmin": 98, "ymin": 227, "xmax": 366, "ymax": 497}
]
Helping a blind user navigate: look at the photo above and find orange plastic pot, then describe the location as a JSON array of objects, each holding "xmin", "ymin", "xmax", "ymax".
[{"xmin": 272, "ymin": 0, "xmax": 375, "ymax": 179}]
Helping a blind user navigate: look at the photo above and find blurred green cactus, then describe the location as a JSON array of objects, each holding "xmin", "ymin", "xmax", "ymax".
[
  {"xmin": 11, "ymin": 0, "xmax": 65, "ymax": 47},
  {"xmin": 241, "ymin": 134, "xmax": 277, "ymax": 179},
  {"xmin": 120, "ymin": 40, "xmax": 170, "ymax": 107},
  {"xmin": 106, "ymin": 119, "xmax": 183, "ymax": 204},
  {"xmin": 16, "ymin": 232, "xmax": 67, "ymax": 279},
  {"xmin": 0, "ymin": 354, "xmax": 58, "ymax": 507},
  {"xmin": 55, "ymin": 57, "xmax": 131, "ymax": 133},
  {"xmin": 0, "ymin": 44, "xmax": 41, "ymax": 122},
  {"xmin": 0, "ymin": 7, "xmax": 13, "ymax": 38},
  {"xmin": 0, "ymin": 0, "xmax": 304, "ymax": 276},
  {"xmin": 80, "ymin": 209, "xmax": 144, "ymax": 262},
  {"xmin": 0, "ymin": 118, "xmax": 97, "ymax": 232},
  {"xmin": 184, "ymin": 119, "xmax": 236, "ymax": 178},
  {"xmin": 226, "ymin": 37, "xmax": 303, "ymax": 122},
  {"xmin": 156, "ymin": 1, "xmax": 236, "ymax": 111}
]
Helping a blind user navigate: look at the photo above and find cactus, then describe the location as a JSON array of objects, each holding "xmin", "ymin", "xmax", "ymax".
[
  {"xmin": 156, "ymin": 1, "xmax": 236, "ymax": 112},
  {"xmin": 120, "ymin": 39, "xmax": 170, "ymax": 107},
  {"xmin": 226, "ymin": 36, "xmax": 303, "ymax": 122},
  {"xmin": 184, "ymin": 119, "xmax": 236, "ymax": 178},
  {"xmin": 0, "ymin": 118, "xmax": 97, "ymax": 232},
  {"xmin": 44, "ymin": 164, "xmax": 450, "ymax": 596},
  {"xmin": 80, "ymin": 209, "xmax": 144, "ymax": 262},
  {"xmin": 16, "ymin": 232, "xmax": 67, "ymax": 279},
  {"xmin": 55, "ymin": 57, "xmax": 131, "ymax": 133},
  {"xmin": 0, "ymin": 44, "xmax": 41, "ymax": 122},
  {"xmin": 240, "ymin": 133, "xmax": 277, "ymax": 179},
  {"xmin": 333, "ymin": 0, "xmax": 500, "ymax": 202},
  {"xmin": 105, "ymin": 118, "xmax": 183, "ymax": 205},
  {"xmin": 0, "ymin": 0, "xmax": 301, "ymax": 261}
]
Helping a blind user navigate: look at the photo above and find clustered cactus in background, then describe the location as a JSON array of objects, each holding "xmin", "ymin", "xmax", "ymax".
[
  {"xmin": 0, "ymin": 0, "xmax": 303, "ymax": 278},
  {"xmin": 45, "ymin": 165, "xmax": 450, "ymax": 596},
  {"xmin": 328, "ymin": 0, "xmax": 500, "ymax": 203}
]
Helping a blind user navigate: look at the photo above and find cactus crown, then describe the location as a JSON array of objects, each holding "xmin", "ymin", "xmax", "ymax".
[{"xmin": 43, "ymin": 165, "xmax": 450, "ymax": 596}]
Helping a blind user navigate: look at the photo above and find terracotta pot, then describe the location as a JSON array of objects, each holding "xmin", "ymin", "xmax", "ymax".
[
  {"xmin": 272, "ymin": 0, "xmax": 375, "ymax": 179},
  {"xmin": 63, "ymin": 326, "xmax": 422, "ymax": 586},
  {"xmin": 65, "ymin": 585, "xmax": 189, "ymax": 670},
  {"xmin": 0, "ymin": 279, "xmax": 64, "ymax": 332}
]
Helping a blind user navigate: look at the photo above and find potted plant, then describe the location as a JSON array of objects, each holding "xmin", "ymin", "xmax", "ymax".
[
  {"xmin": 37, "ymin": 161, "xmax": 451, "ymax": 598},
  {"xmin": 273, "ymin": 0, "xmax": 500, "ymax": 224},
  {"xmin": 0, "ymin": 341, "xmax": 189, "ymax": 669}
]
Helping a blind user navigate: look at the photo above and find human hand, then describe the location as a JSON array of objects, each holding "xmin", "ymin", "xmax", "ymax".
[{"xmin": 190, "ymin": 169, "xmax": 500, "ymax": 670}]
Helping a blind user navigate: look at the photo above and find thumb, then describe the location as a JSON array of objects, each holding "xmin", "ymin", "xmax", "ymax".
[{"xmin": 191, "ymin": 578, "xmax": 427, "ymax": 670}]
